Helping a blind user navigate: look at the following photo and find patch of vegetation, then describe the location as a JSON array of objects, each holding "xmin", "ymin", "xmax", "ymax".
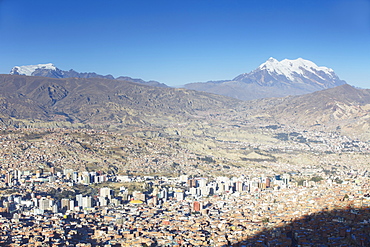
[
  {"xmin": 296, "ymin": 136, "xmax": 307, "ymax": 143},
  {"xmin": 197, "ymin": 156, "xmax": 215, "ymax": 163},
  {"xmin": 308, "ymin": 139, "xmax": 323, "ymax": 143},
  {"xmin": 79, "ymin": 142, "xmax": 93, "ymax": 151},
  {"xmin": 85, "ymin": 162, "xmax": 100, "ymax": 172},
  {"xmin": 262, "ymin": 217, "xmax": 270, "ymax": 223},
  {"xmin": 310, "ymin": 176, "xmax": 324, "ymax": 182},
  {"xmin": 49, "ymin": 184, "xmax": 96, "ymax": 200},
  {"xmin": 240, "ymin": 151, "xmax": 276, "ymax": 162},
  {"xmin": 334, "ymin": 178, "xmax": 343, "ymax": 184},
  {"xmin": 172, "ymin": 162, "xmax": 180, "ymax": 167},
  {"xmin": 296, "ymin": 179, "xmax": 305, "ymax": 186},
  {"xmin": 274, "ymin": 133, "xmax": 289, "ymax": 141},
  {"xmin": 21, "ymin": 131, "xmax": 51, "ymax": 141},
  {"xmin": 289, "ymin": 132, "xmax": 300, "ymax": 137},
  {"xmin": 264, "ymin": 125, "xmax": 280, "ymax": 130}
]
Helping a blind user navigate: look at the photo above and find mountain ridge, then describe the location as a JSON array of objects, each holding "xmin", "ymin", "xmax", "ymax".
[
  {"xmin": 0, "ymin": 74, "xmax": 240, "ymax": 129},
  {"xmin": 185, "ymin": 57, "xmax": 347, "ymax": 100},
  {"xmin": 247, "ymin": 83, "xmax": 370, "ymax": 139},
  {"xmin": 0, "ymin": 74, "xmax": 369, "ymax": 139},
  {"xmin": 10, "ymin": 63, "xmax": 167, "ymax": 88}
]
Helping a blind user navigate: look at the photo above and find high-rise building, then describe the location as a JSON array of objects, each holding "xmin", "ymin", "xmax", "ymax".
[
  {"xmin": 49, "ymin": 176, "xmax": 56, "ymax": 183},
  {"xmin": 282, "ymin": 174, "xmax": 290, "ymax": 186},
  {"xmin": 217, "ymin": 182, "xmax": 226, "ymax": 193},
  {"xmin": 63, "ymin": 169, "xmax": 73, "ymax": 179},
  {"xmin": 35, "ymin": 170, "xmax": 42, "ymax": 178},
  {"xmin": 159, "ymin": 188, "xmax": 168, "ymax": 200},
  {"xmin": 189, "ymin": 187, "xmax": 197, "ymax": 196},
  {"xmin": 50, "ymin": 167, "xmax": 56, "ymax": 175},
  {"xmin": 174, "ymin": 190, "xmax": 184, "ymax": 201},
  {"xmin": 110, "ymin": 198, "xmax": 121, "ymax": 207},
  {"xmin": 69, "ymin": 200, "xmax": 75, "ymax": 210},
  {"xmin": 188, "ymin": 179, "xmax": 196, "ymax": 188},
  {"xmin": 72, "ymin": 172, "xmax": 79, "ymax": 182},
  {"xmin": 82, "ymin": 196, "xmax": 93, "ymax": 208},
  {"xmin": 132, "ymin": 191, "xmax": 146, "ymax": 201},
  {"xmin": 193, "ymin": 201, "xmax": 201, "ymax": 212},
  {"xmin": 152, "ymin": 196, "xmax": 158, "ymax": 206},
  {"xmin": 259, "ymin": 182, "xmax": 267, "ymax": 190},
  {"xmin": 235, "ymin": 181, "xmax": 243, "ymax": 192},
  {"xmin": 52, "ymin": 204, "xmax": 58, "ymax": 214},
  {"xmin": 197, "ymin": 178, "xmax": 207, "ymax": 188},
  {"xmin": 179, "ymin": 175, "xmax": 188, "ymax": 183},
  {"xmin": 39, "ymin": 198, "xmax": 52, "ymax": 211},
  {"xmin": 98, "ymin": 196, "xmax": 108, "ymax": 207},
  {"xmin": 76, "ymin": 194, "xmax": 83, "ymax": 207},
  {"xmin": 200, "ymin": 187, "xmax": 210, "ymax": 196},
  {"xmin": 266, "ymin": 177, "xmax": 271, "ymax": 188},
  {"xmin": 5, "ymin": 173, "xmax": 12, "ymax": 185},
  {"xmin": 100, "ymin": 187, "xmax": 113, "ymax": 199},
  {"xmin": 61, "ymin": 199, "xmax": 70, "ymax": 211}
]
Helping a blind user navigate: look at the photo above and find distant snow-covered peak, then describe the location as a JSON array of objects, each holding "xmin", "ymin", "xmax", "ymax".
[
  {"xmin": 258, "ymin": 57, "xmax": 334, "ymax": 81},
  {"xmin": 10, "ymin": 63, "xmax": 57, "ymax": 76}
]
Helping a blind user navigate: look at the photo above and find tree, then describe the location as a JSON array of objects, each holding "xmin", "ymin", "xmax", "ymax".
[
  {"xmin": 262, "ymin": 217, "xmax": 269, "ymax": 223},
  {"xmin": 310, "ymin": 176, "xmax": 323, "ymax": 182}
]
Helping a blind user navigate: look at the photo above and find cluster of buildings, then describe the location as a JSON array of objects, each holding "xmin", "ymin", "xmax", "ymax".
[
  {"xmin": 0, "ymin": 128, "xmax": 369, "ymax": 246},
  {"xmin": 0, "ymin": 166, "xmax": 368, "ymax": 246},
  {"xmin": 0, "ymin": 127, "xmax": 232, "ymax": 178}
]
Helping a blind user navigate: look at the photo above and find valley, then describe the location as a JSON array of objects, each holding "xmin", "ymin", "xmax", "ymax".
[
  {"xmin": 0, "ymin": 73, "xmax": 369, "ymax": 178},
  {"xmin": 2, "ymin": 0, "xmax": 370, "ymax": 244},
  {"xmin": 0, "ymin": 67, "xmax": 369, "ymax": 246}
]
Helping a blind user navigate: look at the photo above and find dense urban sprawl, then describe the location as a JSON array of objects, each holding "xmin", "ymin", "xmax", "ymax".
[{"xmin": 0, "ymin": 128, "xmax": 369, "ymax": 246}]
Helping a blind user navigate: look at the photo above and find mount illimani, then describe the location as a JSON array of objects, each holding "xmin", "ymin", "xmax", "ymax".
[{"xmin": 185, "ymin": 57, "xmax": 347, "ymax": 100}]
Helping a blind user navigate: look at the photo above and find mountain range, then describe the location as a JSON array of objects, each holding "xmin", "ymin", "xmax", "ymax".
[
  {"xmin": 10, "ymin": 63, "xmax": 168, "ymax": 88},
  {"xmin": 4, "ymin": 58, "xmax": 369, "ymax": 139},
  {"xmin": 0, "ymin": 73, "xmax": 369, "ymax": 139},
  {"xmin": 0, "ymin": 74, "xmax": 239, "ymax": 130},
  {"xmin": 184, "ymin": 57, "xmax": 347, "ymax": 100},
  {"xmin": 10, "ymin": 58, "xmax": 347, "ymax": 101}
]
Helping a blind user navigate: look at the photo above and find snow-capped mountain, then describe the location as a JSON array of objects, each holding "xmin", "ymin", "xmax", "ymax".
[
  {"xmin": 9, "ymin": 64, "xmax": 167, "ymax": 87},
  {"xmin": 185, "ymin": 57, "xmax": 347, "ymax": 100},
  {"xmin": 10, "ymin": 63, "xmax": 59, "ymax": 76},
  {"xmin": 260, "ymin": 57, "xmax": 334, "ymax": 81},
  {"xmin": 10, "ymin": 63, "xmax": 113, "ymax": 79},
  {"xmin": 233, "ymin": 57, "xmax": 344, "ymax": 88}
]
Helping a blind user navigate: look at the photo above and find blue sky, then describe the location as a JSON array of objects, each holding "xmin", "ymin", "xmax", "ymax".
[{"xmin": 0, "ymin": 0, "xmax": 369, "ymax": 88}]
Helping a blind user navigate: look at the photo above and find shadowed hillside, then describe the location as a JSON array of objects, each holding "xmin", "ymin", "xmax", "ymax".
[{"xmin": 236, "ymin": 206, "xmax": 370, "ymax": 247}]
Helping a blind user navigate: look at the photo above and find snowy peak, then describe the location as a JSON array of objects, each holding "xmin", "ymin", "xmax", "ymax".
[
  {"xmin": 257, "ymin": 57, "xmax": 334, "ymax": 81},
  {"xmin": 10, "ymin": 63, "xmax": 57, "ymax": 76},
  {"xmin": 266, "ymin": 57, "xmax": 278, "ymax": 63},
  {"xmin": 9, "ymin": 63, "xmax": 168, "ymax": 87},
  {"xmin": 231, "ymin": 57, "xmax": 346, "ymax": 91}
]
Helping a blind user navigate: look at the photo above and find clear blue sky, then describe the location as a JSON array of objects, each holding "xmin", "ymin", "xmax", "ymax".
[{"xmin": 0, "ymin": 0, "xmax": 369, "ymax": 88}]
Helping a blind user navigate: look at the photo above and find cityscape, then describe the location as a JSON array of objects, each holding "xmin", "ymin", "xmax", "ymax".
[
  {"xmin": 0, "ymin": 127, "xmax": 369, "ymax": 246},
  {"xmin": 1, "ymin": 162, "xmax": 370, "ymax": 246},
  {"xmin": 1, "ymin": 1, "xmax": 370, "ymax": 246}
]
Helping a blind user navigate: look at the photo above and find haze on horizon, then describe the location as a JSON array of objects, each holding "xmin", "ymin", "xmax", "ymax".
[{"xmin": 0, "ymin": 0, "xmax": 369, "ymax": 88}]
